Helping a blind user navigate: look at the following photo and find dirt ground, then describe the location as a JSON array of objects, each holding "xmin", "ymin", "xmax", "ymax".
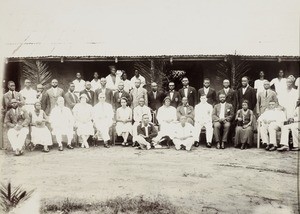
[{"xmin": 0, "ymin": 144, "xmax": 299, "ymax": 214}]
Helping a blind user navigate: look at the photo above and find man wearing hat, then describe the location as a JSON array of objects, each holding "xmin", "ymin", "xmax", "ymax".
[{"xmin": 4, "ymin": 99, "xmax": 30, "ymax": 156}]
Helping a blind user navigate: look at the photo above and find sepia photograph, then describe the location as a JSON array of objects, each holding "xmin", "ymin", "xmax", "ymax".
[{"xmin": 0, "ymin": 0, "xmax": 299, "ymax": 213}]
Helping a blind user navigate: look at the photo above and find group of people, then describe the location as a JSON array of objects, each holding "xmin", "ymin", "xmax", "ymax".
[{"xmin": 2, "ymin": 65, "xmax": 299, "ymax": 155}]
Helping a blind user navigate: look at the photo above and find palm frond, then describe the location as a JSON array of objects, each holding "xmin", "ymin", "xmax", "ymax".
[
  {"xmin": 0, "ymin": 182, "xmax": 34, "ymax": 212},
  {"xmin": 22, "ymin": 60, "xmax": 52, "ymax": 86}
]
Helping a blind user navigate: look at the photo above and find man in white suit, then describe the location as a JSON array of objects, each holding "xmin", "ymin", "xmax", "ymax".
[{"xmin": 194, "ymin": 96, "xmax": 213, "ymax": 148}]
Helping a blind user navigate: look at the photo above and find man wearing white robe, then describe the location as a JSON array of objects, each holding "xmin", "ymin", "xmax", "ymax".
[
  {"xmin": 93, "ymin": 93, "xmax": 114, "ymax": 148},
  {"xmin": 20, "ymin": 79, "xmax": 37, "ymax": 113},
  {"xmin": 173, "ymin": 116, "xmax": 195, "ymax": 151},
  {"xmin": 49, "ymin": 97, "xmax": 74, "ymax": 151},
  {"xmin": 194, "ymin": 96, "xmax": 213, "ymax": 147}
]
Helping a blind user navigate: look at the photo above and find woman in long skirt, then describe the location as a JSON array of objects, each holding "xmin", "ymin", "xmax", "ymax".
[
  {"xmin": 116, "ymin": 97, "xmax": 132, "ymax": 146},
  {"xmin": 234, "ymin": 100, "xmax": 254, "ymax": 149},
  {"xmin": 73, "ymin": 94, "xmax": 94, "ymax": 148},
  {"xmin": 30, "ymin": 101, "xmax": 53, "ymax": 152}
]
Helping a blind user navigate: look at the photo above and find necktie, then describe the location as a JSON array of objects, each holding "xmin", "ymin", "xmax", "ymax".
[
  {"xmin": 12, "ymin": 91, "xmax": 15, "ymax": 98},
  {"xmin": 265, "ymin": 90, "xmax": 268, "ymax": 97},
  {"xmin": 154, "ymin": 92, "xmax": 156, "ymax": 99}
]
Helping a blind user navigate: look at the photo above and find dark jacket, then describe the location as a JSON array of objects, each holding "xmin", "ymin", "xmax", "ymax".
[
  {"xmin": 64, "ymin": 91, "xmax": 79, "ymax": 110},
  {"xmin": 80, "ymin": 89, "xmax": 95, "ymax": 106},
  {"xmin": 217, "ymin": 88, "xmax": 236, "ymax": 110},
  {"xmin": 165, "ymin": 90, "xmax": 181, "ymax": 108},
  {"xmin": 236, "ymin": 86, "xmax": 257, "ymax": 111},
  {"xmin": 94, "ymin": 88, "xmax": 113, "ymax": 105},
  {"xmin": 137, "ymin": 122, "xmax": 158, "ymax": 142},
  {"xmin": 198, "ymin": 87, "xmax": 217, "ymax": 106},
  {"xmin": 148, "ymin": 91, "xmax": 165, "ymax": 111},
  {"xmin": 179, "ymin": 86, "xmax": 197, "ymax": 107},
  {"xmin": 112, "ymin": 90, "xmax": 131, "ymax": 109}
]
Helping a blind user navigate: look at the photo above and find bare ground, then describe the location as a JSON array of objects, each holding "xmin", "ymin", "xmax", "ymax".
[{"xmin": 0, "ymin": 145, "xmax": 299, "ymax": 213}]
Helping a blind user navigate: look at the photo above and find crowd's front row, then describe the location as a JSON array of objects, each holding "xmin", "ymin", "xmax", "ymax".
[{"xmin": 4, "ymin": 92, "xmax": 299, "ymax": 156}]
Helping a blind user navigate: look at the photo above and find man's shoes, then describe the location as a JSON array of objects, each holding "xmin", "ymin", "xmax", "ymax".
[
  {"xmin": 269, "ymin": 145, "xmax": 277, "ymax": 151},
  {"xmin": 277, "ymin": 145, "xmax": 289, "ymax": 151},
  {"xmin": 104, "ymin": 143, "xmax": 110, "ymax": 148},
  {"xmin": 42, "ymin": 148, "xmax": 50, "ymax": 153},
  {"xmin": 262, "ymin": 143, "xmax": 267, "ymax": 148},
  {"xmin": 216, "ymin": 142, "xmax": 221, "ymax": 149},
  {"xmin": 265, "ymin": 145, "xmax": 270, "ymax": 151},
  {"xmin": 241, "ymin": 143, "xmax": 246, "ymax": 150},
  {"xmin": 58, "ymin": 146, "xmax": 64, "ymax": 151},
  {"xmin": 206, "ymin": 142, "xmax": 212, "ymax": 148},
  {"xmin": 291, "ymin": 147, "xmax": 300, "ymax": 151},
  {"xmin": 194, "ymin": 142, "xmax": 200, "ymax": 147},
  {"xmin": 221, "ymin": 142, "xmax": 225, "ymax": 149},
  {"xmin": 154, "ymin": 144, "xmax": 162, "ymax": 149},
  {"xmin": 67, "ymin": 144, "xmax": 74, "ymax": 149},
  {"xmin": 180, "ymin": 144, "xmax": 186, "ymax": 150},
  {"xmin": 146, "ymin": 144, "xmax": 151, "ymax": 150}
]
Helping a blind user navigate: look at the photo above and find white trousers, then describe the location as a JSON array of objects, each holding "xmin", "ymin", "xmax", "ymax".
[
  {"xmin": 7, "ymin": 127, "xmax": 29, "ymax": 151},
  {"xmin": 135, "ymin": 135, "xmax": 151, "ymax": 147},
  {"xmin": 260, "ymin": 122, "xmax": 281, "ymax": 145},
  {"xmin": 94, "ymin": 120, "xmax": 111, "ymax": 142},
  {"xmin": 280, "ymin": 123, "xmax": 299, "ymax": 147},
  {"xmin": 173, "ymin": 137, "xmax": 194, "ymax": 151},
  {"xmin": 194, "ymin": 122, "xmax": 213, "ymax": 142},
  {"xmin": 54, "ymin": 131, "xmax": 73, "ymax": 146}
]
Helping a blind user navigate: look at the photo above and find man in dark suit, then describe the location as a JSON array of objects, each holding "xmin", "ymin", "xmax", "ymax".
[
  {"xmin": 148, "ymin": 82, "xmax": 165, "ymax": 112},
  {"xmin": 179, "ymin": 77, "xmax": 197, "ymax": 107},
  {"xmin": 79, "ymin": 81, "xmax": 95, "ymax": 106},
  {"xmin": 36, "ymin": 84, "xmax": 49, "ymax": 113},
  {"xmin": 64, "ymin": 82, "xmax": 79, "ymax": 110},
  {"xmin": 176, "ymin": 97, "xmax": 195, "ymax": 125},
  {"xmin": 198, "ymin": 78, "xmax": 217, "ymax": 106},
  {"xmin": 3, "ymin": 81, "xmax": 25, "ymax": 110},
  {"xmin": 236, "ymin": 76, "xmax": 257, "ymax": 111},
  {"xmin": 212, "ymin": 93, "xmax": 234, "ymax": 149},
  {"xmin": 165, "ymin": 82, "xmax": 181, "ymax": 108},
  {"xmin": 257, "ymin": 80, "xmax": 278, "ymax": 116},
  {"xmin": 112, "ymin": 81, "xmax": 131, "ymax": 109},
  {"xmin": 4, "ymin": 99, "xmax": 30, "ymax": 156},
  {"xmin": 217, "ymin": 79, "xmax": 236, "ymax": 110},
  {"xmin": 94, "ymin": 78, "xmax": 113, "ymax": 105},
  {"xmin": 45, "ymin": 79, "xmax": 64, "ymax": 115},
  {"xmin": 135, "ymin": 114, "xmax": 158, "ymax": 150}
]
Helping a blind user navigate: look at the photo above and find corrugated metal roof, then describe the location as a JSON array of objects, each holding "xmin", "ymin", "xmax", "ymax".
[{"xmin": 1, "ymin": 0, "xmax": 300, "ymax": 59}]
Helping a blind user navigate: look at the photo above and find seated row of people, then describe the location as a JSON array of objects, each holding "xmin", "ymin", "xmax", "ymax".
[{"xmin": 4, "ymin": 89, "xmax": 299, "ymax": 156}]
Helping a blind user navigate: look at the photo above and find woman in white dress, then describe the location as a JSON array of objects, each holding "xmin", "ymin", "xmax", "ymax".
[
  {"xmin": 73, "ymin": 94, "xmax": 94, "ymax": 148},
  {"xmin": 30, "ymin": 101, "xmax": 53, "ymax": 152},
  {"xmin": 116, "ymin": 97, "xmax": 132, "ymax": 146}
]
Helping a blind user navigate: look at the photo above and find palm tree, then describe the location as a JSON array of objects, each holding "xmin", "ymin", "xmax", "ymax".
[
  {"xmin": 216, "ymin": 56, "xmax": 251, "ymax": 89},
  {"xmin": 22, "ymin": 60, "xmax": 52, "ymax": 87},
  {"xmin": 0, "ymin": 182, "xmax": 34, "ymax": 212}
]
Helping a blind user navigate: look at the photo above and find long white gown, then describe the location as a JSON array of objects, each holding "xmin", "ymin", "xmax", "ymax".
[
  {"xmin": 30, "ymin": 110, "xmax": 52, "ymax": 146},
  {"xmin": 116, "ymin": 106, "xmax": 132, "ymax": 135},
  {"xmin": 73, "ymin": 103, "xmax": 94, "ymax": 136}
]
